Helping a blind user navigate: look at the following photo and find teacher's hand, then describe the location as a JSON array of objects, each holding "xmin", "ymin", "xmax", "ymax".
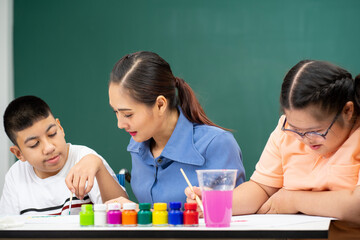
[{"xmin": 185, "ymin": 186, "xmax": 203, "ymax": 218}]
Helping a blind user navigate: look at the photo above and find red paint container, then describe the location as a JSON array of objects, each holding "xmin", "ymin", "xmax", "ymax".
[{"xmin": 183, "ymin": 203, "xmax": 199, "ymax": 226}]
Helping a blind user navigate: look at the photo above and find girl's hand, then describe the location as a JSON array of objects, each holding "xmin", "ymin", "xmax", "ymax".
[
  {"xmin": 65, "ymin": 154, "xmax": 102, "ymax": 200},
  {"xmin": 257, "ymin": 188, "xmax": 298, "ymax": 214},
  {"xmin": 185, "ymin": 186, "xmax": 204, "ymax": 218}
]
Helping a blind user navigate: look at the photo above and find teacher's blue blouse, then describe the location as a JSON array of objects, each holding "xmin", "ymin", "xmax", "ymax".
[{"xmin": 127, "ymin": 109, "xmax": 245, "ymax": 204}]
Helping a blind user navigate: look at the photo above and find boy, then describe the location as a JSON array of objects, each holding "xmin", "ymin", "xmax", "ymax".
[{"xmin": 0, "ymin": 96, "xmax": 127, "ymax": 215}]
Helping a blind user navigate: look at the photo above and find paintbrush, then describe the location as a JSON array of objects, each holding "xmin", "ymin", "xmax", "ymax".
[
  {"xmin": 69, "ymin": 192, "xmax": 73, "ymax": 215},
  {"xmin": 180, "ymin": 168, "xmax": 204, "ymax": 212}
]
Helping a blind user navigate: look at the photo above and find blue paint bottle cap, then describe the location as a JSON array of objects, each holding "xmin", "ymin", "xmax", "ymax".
[{"xmin": 169, "ymin": 202, "xmax": 181, "ymax": 210}]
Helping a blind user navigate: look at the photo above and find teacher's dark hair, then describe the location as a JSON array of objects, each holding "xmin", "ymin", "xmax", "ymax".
[
  {"xmin": 110, "ymin": 51, "xmax": 226, "ymax": 130},
  {"xmin": 280, "ymin": 60, "xmax": 360, "ymax": 118}
]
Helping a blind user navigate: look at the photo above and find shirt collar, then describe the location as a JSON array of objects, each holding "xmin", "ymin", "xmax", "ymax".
[{"xmin": 127, "ymin": 107, "xmax": 205, "ymax": 166}]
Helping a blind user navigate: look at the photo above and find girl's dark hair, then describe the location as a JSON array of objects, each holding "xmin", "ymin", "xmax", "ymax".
[
  {"xmin": 110, "ymin": 51, "xmax": 226, "ymax": 130},
  {"xmin": 3, "ymin": 95, "xmax": 53, "ymax": 145},
  {"xmin": 280, "ymin": 60, "xmax": 360, "ymax": 116}
]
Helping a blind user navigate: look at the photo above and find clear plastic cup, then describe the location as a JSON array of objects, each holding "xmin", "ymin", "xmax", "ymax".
[{"xmin": 196, "ymin": 169, "xmax": 237, "ymax": 227}]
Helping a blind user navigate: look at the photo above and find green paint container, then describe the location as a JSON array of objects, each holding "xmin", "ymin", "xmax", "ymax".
[
  {"xmin": 137, "ymin": 203, "xmax": 152, "ymax": 226},
  {"xmin": 80, "ymin": 204, "xmax": 94, "ymax": 226}
]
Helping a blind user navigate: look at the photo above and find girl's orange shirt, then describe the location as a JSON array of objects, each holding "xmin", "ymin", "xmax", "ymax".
[{"xmin": 251, "ymin": 116, "xmax": 360, "ymax": 191}]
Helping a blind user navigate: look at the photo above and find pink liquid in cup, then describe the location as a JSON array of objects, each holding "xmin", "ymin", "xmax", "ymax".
[{"xmin": 202, "ymin": 190, "xmax": 233, "ymax": 227}]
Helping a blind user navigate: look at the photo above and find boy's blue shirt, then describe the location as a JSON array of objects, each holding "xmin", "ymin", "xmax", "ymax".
[{"xmin": 127, "ymin": 108, "xmax": 245, "ymax": 204}]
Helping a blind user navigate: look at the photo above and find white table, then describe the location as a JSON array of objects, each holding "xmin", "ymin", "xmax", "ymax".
[{"xmin": 0, "ymin": 214, "xmax": 333, "ymax": 239}]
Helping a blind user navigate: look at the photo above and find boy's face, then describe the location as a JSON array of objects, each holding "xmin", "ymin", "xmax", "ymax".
[{"xmin": 10, "ymin": 115, "xmax": 69, "ymax": 179}]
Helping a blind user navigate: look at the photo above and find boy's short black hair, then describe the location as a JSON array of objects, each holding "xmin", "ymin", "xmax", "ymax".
[{"xmin": 3, "ymin": 95, "xmax": 53, "ymax": 145}]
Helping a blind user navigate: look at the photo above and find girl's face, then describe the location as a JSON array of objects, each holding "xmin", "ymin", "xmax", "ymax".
[
  {"xmin": 108, "ymin": 83, "xmax": 161, "ymax": 143},
  {"xmin": 283, "ymin": 104, "xmax": 355, "ymax": 156}
]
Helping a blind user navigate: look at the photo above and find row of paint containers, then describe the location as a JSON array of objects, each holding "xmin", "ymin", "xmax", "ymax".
[{"xmin": 80, "ymin": 202, "xmax": 199, "ymax": 227}]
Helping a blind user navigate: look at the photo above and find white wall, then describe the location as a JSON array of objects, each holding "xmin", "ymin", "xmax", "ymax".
[{"xmin": 0, "ymin": 0, "xmax": 14, "ymax": 195}]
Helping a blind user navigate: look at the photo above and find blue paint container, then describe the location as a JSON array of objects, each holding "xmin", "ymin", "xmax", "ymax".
[{"xmin": 168, "ymin": 202, "xmax": 183, "ymax": 226}]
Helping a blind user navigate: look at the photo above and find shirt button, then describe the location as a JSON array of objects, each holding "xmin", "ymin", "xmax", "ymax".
[{"xmin": 157, "ymin": 158, "xmax": 163, "ymax": 164}]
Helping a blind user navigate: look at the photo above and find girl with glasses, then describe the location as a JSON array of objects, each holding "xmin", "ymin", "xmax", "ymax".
[{"xmin": 186, "ymin": 60, "xmax": 360, "ymax": 229}]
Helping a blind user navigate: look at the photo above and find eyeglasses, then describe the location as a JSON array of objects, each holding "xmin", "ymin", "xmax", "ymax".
[{"xmin": 281, "ymin": 112, "xmax": 340, "ymax": 142}]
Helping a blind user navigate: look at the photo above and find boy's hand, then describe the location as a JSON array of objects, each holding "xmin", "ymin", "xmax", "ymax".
[
  {"xmin": 65, "ymin": 154, "xmax": 102, "ymax": 200},
  {"xmin": 185, "ymin": 186, "xmax": 204, "ymax": 218}
]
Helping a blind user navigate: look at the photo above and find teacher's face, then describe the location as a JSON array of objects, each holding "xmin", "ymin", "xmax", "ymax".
[{"xmin": 109, "ymin": 83, "xmax": 160, "ymax": 142}]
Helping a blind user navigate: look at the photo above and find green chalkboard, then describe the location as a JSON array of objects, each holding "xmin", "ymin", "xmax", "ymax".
[{"xmin": 13, "ymin": 0, "xmax": 360, "ymax": 201}]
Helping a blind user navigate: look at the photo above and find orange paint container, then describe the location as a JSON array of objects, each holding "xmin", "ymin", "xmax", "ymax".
[{"xmin": 122, "ymin": 203, "xmax": 137, "ymax": 226}]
